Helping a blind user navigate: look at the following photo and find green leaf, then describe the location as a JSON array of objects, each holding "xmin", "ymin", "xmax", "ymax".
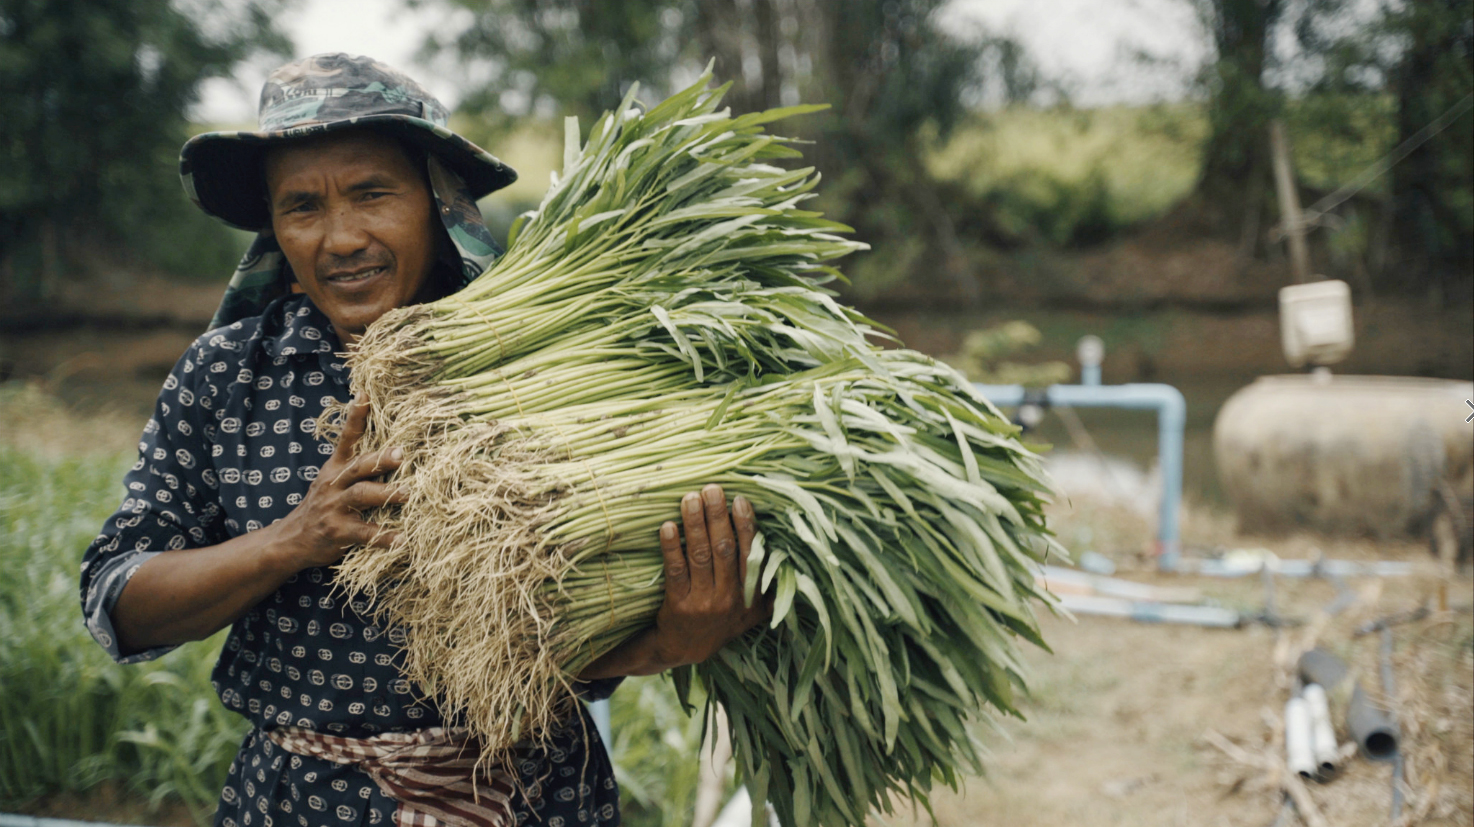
[{"xmin": 770, "ymin": 565, "xmax": 797, "ymax": 629}]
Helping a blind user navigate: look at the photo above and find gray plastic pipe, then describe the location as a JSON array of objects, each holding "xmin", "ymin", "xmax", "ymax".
[
  {"xmin": 973, "ymin": 382, "xmax": 1187, "ymax": 569},
  {"xmin": 1297, "ymin": 648, "xmax": 1399, "ymax": 760}
]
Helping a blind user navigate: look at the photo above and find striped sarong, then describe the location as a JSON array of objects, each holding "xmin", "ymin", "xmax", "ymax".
[{"xmin": 265, "ymin": 725, "xmax": 515, "ymax": 827}]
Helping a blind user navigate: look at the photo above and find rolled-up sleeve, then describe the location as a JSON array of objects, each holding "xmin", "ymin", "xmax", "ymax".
[
  {"xmin": 80, "ymin": 336, "xmax": 226, "ymax": 663},
  {"xmin": 576, "ymin": 677, "xmax": 624, "ymax": 702}
]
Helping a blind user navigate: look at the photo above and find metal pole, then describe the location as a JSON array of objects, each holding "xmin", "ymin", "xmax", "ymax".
[{"xmin": 1270, "ymin": 119, "xmax": 1311, "ymax": 284}]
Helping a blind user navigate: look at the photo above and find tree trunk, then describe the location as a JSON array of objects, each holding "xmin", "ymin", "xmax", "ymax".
[
  {"xmin": 694, "ymin": 0, "xmax": 751, "ymax": 110},
  {"xmin": 755, "ymin": 0, "xmax": 783, "ymax": 110},
  {"xmin": 1388, "ymin": 0, "xmax": 1474, "ymax": 297},
  {"xmin": 1193, "ymin": 0, "xmax": 1284, "ymax": 241}
]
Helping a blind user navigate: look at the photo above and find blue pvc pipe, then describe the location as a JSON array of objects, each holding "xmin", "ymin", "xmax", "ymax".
[
  {"xmin": 0, "ymin": 816, "xmax": 139, "ymax": 827},
  {"xmin": 974, "ymin": 382, "xmax": 1186, "ymax": 570}
]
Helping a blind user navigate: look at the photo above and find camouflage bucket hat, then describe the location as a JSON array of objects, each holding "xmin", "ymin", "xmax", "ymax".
[{"xmin": 181, "ymin": 52, "xmax": 517, "ymax": 231}]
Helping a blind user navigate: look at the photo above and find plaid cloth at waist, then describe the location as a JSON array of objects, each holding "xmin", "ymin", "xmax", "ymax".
[{"xmin": 264, "ymin": 726, "xmax": 515, "ymax": 827}]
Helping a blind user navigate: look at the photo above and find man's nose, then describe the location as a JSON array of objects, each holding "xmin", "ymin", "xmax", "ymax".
[{"xmin": 321, "ymin": 203, "xmax": 371, "ymax": 258}]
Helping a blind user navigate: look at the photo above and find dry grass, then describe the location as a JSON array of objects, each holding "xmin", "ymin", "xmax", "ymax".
[{"xmin": 0, "ymin": 380, "xmax": 142, "ymax": 456}]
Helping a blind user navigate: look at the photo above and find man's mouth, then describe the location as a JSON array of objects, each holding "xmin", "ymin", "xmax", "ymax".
[{"xmin": 324, "ymin": 265, "xmax": 390, "ymax": 285}]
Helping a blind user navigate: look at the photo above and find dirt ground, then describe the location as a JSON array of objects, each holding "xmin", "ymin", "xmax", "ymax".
[{"xmin": 875, "ymin": 504, "xmax": 1474, "ymax": 827}]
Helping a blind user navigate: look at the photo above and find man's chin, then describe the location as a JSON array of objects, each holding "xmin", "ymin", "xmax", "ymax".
[{"xmin": 321, "ymin": 300, "xmax": 398, "ymax": 342}]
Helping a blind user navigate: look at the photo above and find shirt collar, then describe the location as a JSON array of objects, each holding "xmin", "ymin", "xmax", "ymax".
[{"xmin": 261, "ymin": 294, "xmax": 341, "ymax": 361}]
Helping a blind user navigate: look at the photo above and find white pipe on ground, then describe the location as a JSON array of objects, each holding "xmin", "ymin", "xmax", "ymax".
[
  {"xmin": 1303, "ymin": 683, "xmax": 1339, "ymax": 778},
  {"xmin": 1285, "ymin": 697, "xmax": 1316, "ymax": 780}
]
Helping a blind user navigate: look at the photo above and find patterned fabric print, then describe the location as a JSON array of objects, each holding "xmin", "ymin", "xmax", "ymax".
[
  {"xmin": 207, "ymin": 156, "xmax": 503, "ymax": 331},
  {"xmin": 254, "ymin": 52, "xmax": 452, "ymax": 132},
  {"xmin": 80, "ymin": 293, "xmax": 620, "ymax": 827}
]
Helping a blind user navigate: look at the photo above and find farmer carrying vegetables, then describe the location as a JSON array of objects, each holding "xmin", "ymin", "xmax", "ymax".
[{"xmin": 79, "ymin": 53, "xmax": 767, "ymax": 827}]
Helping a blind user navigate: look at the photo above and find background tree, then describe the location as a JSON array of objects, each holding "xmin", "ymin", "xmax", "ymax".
[
  {"xmin": 1291, "ymin": 0, "xmax": 1472, "ymax": 296},
  {"xmin": 420, "ymin": 0, "xmax": 1031, "ymax": 305},
  {"xmin": 1382, "ymin": 0, "xmax": 1472, "ymax": 297},
  {"xmin": 1184, "ymin": 0, "xmax": 1288, "ymax": 245},
  {"xmin": 0, "ymin": 0, "xmax": 293, "ymax": 303},
  {"xmin": 418, "ymin": 0, "xmax": 693, "ymax": 134}
]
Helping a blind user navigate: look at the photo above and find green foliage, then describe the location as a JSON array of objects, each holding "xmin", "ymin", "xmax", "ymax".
[
  {"xmin": 0, "ymin": 394, "xmax": 246, "ymax": 823},
  {"xmin": 343, "ymin": 74, "xmax": 1058, "ymax": 827},
  {"xmin": 942, "ymin": 321, "xmax": 1073, "ymax": 387},
  {"xmin": 419, "ymin": 0, "xmax": 1035, "ymax": 300},
  {"xmin": 0, "ymin": 0, "xmax": 292, "ymax": 298},
  {"xmin": 419, "ymin": 0, "xmax": 694, "ymax": 134},
  {"xmin": 607, "ymin": 677, "xmax": 716, "ymax": 827},
  {"xmin": 1378, "ymin": 0, "xmax": 1473, "ymax": 286}
]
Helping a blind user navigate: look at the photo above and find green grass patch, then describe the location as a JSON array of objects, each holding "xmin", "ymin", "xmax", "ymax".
[
  {"xmin": 926, "ymin": 104, "xmax": 1206, "ymax": 246},
  {"xmin": 0, "ymin": 432, "xmax": 245, "ymax": 823}
]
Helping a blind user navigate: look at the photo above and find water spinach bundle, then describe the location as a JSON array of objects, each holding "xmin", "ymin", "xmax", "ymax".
[{"xmin": 336, "ymin": 70, "xmax": 1062, "ymax": 826}]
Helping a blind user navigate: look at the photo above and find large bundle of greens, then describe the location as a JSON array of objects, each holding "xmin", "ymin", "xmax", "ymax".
[{"xmin": 335, "ymin": 69, "xmax": 1061, "ymax": 826}]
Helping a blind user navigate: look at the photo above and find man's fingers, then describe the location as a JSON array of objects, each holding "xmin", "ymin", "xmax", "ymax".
[
  {"xmin": 332, "ymin": 396, "xmax": 370, "ymax": 463},
  {"xmin": 681, "ymin": 492, "xmax": 714, "ymax": 590},
  {"xmin": 354, "ymin": 521, "xmax": 399, "ymax": 549},
  {"xmin": 732, "ymin": 495, "xmax": 756, "ymax": 594},
  {"xmin": 338, "ymin": 446, "xmax": 404, "ymax": 486},
  {"xmin": 702, "ymin": 485, "xmax": 738, "ymax": 598},
  {"xmin": 344, "ymin": 481, "xmax": 408, "ymax": 512},
  {"xmin": 659, "ymin": 521, "xmax": 689, "ymax": 599}
]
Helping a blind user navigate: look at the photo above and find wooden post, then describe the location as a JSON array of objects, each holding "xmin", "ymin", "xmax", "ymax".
[{"xmin": 1269, "ymin": 119, "xmax": 1311, "ymax": 283}]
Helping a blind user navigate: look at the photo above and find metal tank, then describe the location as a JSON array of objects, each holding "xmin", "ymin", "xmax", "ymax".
[{"xmin": 1213, "ymin": 374, "xmax": 1474, "ymax": 537}]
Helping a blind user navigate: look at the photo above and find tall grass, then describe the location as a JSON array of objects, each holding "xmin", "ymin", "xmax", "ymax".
[{"xmin": 0, "ymin": 386, "xmax": 245, "ymax": 822}]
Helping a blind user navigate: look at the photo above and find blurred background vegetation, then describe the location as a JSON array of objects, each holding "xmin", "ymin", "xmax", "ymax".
[{"xmin": 1, "ymin": 0, "xmax": 1471, "ymax": 309}]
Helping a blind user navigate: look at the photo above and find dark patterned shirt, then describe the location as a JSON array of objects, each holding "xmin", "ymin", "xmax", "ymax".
[{"xmin": 80, "ymin": 293, "xmax": 620, "ymax": 827}]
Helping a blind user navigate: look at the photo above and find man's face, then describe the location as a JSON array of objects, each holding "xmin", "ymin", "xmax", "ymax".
[{"xmin": 265, "ymin": 130, "xmax": 438, "ymax": 342}]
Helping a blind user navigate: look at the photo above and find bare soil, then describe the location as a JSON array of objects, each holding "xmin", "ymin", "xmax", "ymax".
[{"xmin": 876, "ymin": 506, "xmax": 1474, "ymax": 827}]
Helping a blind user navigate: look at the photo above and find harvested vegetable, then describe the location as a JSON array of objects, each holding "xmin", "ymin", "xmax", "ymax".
[{"xmin": 332, "ymin": 68, "xmax": 1061, "ymax": 826}]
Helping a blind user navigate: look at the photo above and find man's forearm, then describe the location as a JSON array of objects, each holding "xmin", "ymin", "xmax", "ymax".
[
  {"xmin": 111, "ymin": 524, "xmax": 300, "ymax": 655},
  {"xmin": 576, "ymin": 627, "xmax": 672, "ymax": 680}
]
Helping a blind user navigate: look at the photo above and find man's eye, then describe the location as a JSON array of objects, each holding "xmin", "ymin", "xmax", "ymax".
[
  {"xmin": 362, "ymin": 191, "xmax": 391, "ymax": 201},
  {"xmin": 284, "ymin": 202, "xmax": 315, "ymax": 214}
]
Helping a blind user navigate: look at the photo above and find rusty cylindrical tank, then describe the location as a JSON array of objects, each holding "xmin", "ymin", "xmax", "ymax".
[{"xmin": 1214, "ymin": 375, "xmax": 1474, "ymax": 537}]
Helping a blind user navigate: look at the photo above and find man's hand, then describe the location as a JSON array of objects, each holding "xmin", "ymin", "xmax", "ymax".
[
  {"xmin": 649, "ymin": 485, "xmax": 770, "ymax": 667},
  {"xmin": 113, "ymin": 397, "xmax": 407, "ymax": 654},
  {"xmin": 578, "ymin": 484, "xmax": 771, "ymax": 680},
  {"xmin": 271, "ymin": 397, "xmax": 406, "ymax": 572}
]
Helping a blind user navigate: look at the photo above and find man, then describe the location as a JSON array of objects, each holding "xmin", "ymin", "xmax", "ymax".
[{"xmin": 80, "ymin": 53, "xmax": 764, "ymax": 827}]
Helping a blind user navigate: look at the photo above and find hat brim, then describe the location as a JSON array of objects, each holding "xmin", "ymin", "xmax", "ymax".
[{"xmin": 180, "ymin": 115, "xmax": 519, "ymax": 231}]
